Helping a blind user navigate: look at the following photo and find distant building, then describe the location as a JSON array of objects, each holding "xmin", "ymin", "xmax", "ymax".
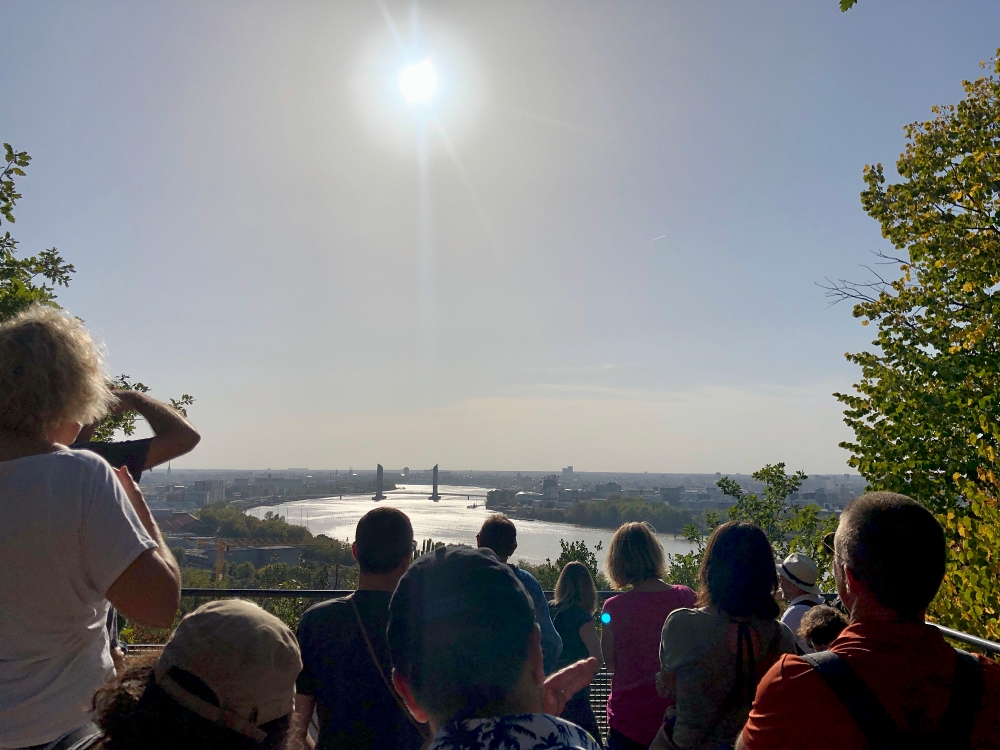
[
  {"xmin": 402, "ymin": 467, "xmax": 410, "ymax": 476},
  {"xmin": 514, "ymin": 491, "xmax": 545, "ymax": 505},
  {"xmin": 194, "ymin": 480, "xmax": 225, "ymax": 503},
  {"xmin": 542, "ymin": 476, "xmax": 559, "ymax": 501},
  {"xmin": 595, "ymin": 482, "xmax": 621, "ymax": 498},
  {"xmin": 225, "ymin": 546, "xmax": 301, "ymax": 568},
  {"xmin": 562, "ymin": 466, "xmax": 574, "ymax": 476},
  {"xmin": 660, "ymin": 486, "xmax": 683, "ymax": 505}
]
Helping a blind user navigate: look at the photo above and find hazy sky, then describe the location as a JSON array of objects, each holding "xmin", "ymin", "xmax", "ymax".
[{"xmin": 2, "ymin": 1, "xmax": 998, "ymax": 472}]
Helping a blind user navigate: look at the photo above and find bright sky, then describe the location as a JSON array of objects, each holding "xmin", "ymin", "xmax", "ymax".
[{"xmin": 2, "ymin": 1, "xmax": 997, "ymax": 472}]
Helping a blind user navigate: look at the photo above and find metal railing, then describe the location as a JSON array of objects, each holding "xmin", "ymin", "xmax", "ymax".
[
  {"xmin": 176, "ymin": 588, "xmax": 1000, "ymax": 656},
  {"xmin": 162, "ymin": 587, "xmax": 1000, "ymax": 740}
]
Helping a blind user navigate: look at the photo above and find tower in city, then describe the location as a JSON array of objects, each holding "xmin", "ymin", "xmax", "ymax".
[
  {"xmin": 373, "ymin": 464, "xmax": 385, "ymax": 502},
  {"xmin": 429, "ymin": 464, "xmax": 441, "ymax": 501}
]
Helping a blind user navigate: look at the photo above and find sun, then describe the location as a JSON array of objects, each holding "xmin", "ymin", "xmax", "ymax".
[{"xmin": 398, "ymin": 60, "xmax": 438, "ymax": 104}]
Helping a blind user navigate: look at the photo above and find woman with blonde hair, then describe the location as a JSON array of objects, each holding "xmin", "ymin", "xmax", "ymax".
[
  {"xmin": 0, "ymin": 305, "xmax": 180, "ymax": 750},
  {"xmin": 600, "ymin": 522, "xmax": 696, "ymax": 750},
  {"xmin": 550, "ymin": 561, "xmax": 604, "ymax": 745}
]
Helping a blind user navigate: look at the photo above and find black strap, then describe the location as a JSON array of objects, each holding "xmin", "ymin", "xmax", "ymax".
[
  {"xmin": 803, "ymin": 649, "xmax": 984, "ymax": 750},
  {"xmin": 733, "ymin": 621, "xmax": 757, "ymax": 703},
  {"xmin": 802, "ymin": 651, "xmax": 901, "ymax": 749},
  {"xmin": 938, "ymin": 650, "xmax": 985, "ymax": 748}
]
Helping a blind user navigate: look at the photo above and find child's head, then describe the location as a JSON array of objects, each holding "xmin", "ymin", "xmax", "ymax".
[
  {"xmin": 605, "ymin": 522, "xmax": 666, "ymax": 589},
  {"xmin": 798, "ymin": 605, "xmax": 849, "ymax": 651}
]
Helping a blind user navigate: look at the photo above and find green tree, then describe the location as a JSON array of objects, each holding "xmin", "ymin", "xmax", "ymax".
[
  {"xmin": 2, "ymin": 143, "xmax": 193, "ymax": 439},
  {"xmin": 827, "ymin": 53, "xmax": 1000, "ymax": 513},
  {"xmin": 666, "ymin": 464, "xmax": 836, "ymax": 589},
  {"xmin": 926, "ymin": 428, "xmax": 1000, "ymax": 641},
  {"xmin": 840, "ymin": 0, "xmax": 858, "ymax": 10},
  {"xmin": 0, "ymin": 144, "xmax": 75, "ymax": 320}
]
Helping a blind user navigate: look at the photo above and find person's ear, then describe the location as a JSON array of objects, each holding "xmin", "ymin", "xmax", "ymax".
[
  {"xmin": 351, "ymin": 542, "xmax": 359, "ymax": 564},
  {"xmin": 392, "ymin": 670, "xmax": 429, "ymax": 724},
  {"xmin": 512, "ymin": 541, "xmax": 518, "ymax": 554},
  {"xmin": 476, "ymin": 534, "xmax": 481, "ymax": 548},
  {"xmin": 528, "ymin": 625, "xmax": 544, "ymax": 687}
]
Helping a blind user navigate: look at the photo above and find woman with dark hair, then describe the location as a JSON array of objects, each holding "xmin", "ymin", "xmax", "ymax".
[
  {"xmin": 550, "ymin": 561, "xmax": 604, "ymax": 746},
  {"xmin": 653, "ymin": 522, "xmax": 795, "ymax": 750},
  {"xmin": 92, "ymin": 600, "xmax": 301, "ymax": 750}
]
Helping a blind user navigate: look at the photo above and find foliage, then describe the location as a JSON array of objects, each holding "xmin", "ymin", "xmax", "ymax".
[
  {"xmin": 88, "ymin": 374, "xmax": 196, "ymax": 442},
  {"xmin": 519, "ymin": 539, "xmax": 611, "ymax": 592},
  {"xmin": 926, "ymin": 430, "xmax": 1000, "ymax": 642},
  {"xmin": 840, "ymin": 0, "xmax": 858, "ymax": 10},
  {"xmin": 665, "ymin": 464, "xmax": 837, "ymax": 590},
  {"xmin": 0, "ymin": 144, "xmax": 75, "ymax": 320},
  {"xmin": 513, "ymin": 496, "xmax": 696, "ymax": 535},
  {"xmin": 829, "ymin": 53, "xmax": 1000, "ymax": 513},
  {"xmin": 0, "ymin": 144, "xmax": 194, "ymax": 431},
  {"xmin": 664, "ymin": 515, "xmax": 719, "ymax": 590}
]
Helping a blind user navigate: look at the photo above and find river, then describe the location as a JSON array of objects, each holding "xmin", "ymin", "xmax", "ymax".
[{"xmin": 248, "ymin": 484, "xmax": 694, "ymax": 566}]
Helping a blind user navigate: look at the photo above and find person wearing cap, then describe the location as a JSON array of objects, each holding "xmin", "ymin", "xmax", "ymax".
[
  {"xmin": 777, "ymin": 553, "xmax": 824, "ymax": 654},
  {"xmin": 388, "ymin": 545, "xmax": 602, "ymax": 750},
  {"xmin": 91, "ymin": 599, "xmax": 302, "ymax": 750},
  {"xmin": 739, "ymin": 493, "xmax": 1000, "ymax": 750}
]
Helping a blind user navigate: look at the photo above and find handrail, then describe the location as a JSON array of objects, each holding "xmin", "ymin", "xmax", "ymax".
[{"xmin": 179, "ymin": 588, "xmax": 1000, "ymax": 656}]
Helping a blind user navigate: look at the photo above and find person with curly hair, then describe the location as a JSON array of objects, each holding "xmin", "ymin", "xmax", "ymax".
[
  {"xmin": 0, "ymin": 305, "xmax": 180, "ymax": 750},
  {"xmin": 92, "ymin": 600, "xmax": 302, "ymax": 750}
]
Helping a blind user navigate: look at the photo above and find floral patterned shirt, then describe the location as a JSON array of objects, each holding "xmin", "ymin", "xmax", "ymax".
[{"xmin": 428, "ymin": 713, "xmax": 601, "ymax": 750}]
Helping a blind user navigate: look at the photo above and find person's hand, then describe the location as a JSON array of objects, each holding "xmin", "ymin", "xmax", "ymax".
[
  {"xmin": 543, "ymin": 657, "xmax": 599, "ymax": 715},
  {"xmin": 113, "ymin": 465, "xmax": 144, "ymax": 509},
  {"xmin": 108, "ymin": 390, "xmax": 138, "ymax": 415}
]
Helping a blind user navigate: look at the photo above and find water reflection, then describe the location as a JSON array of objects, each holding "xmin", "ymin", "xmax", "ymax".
[{"xmin": 249, "ymin": 484, "xmax": 695, "ymax": 566}]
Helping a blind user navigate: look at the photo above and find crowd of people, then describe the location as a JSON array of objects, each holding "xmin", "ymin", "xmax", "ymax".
[{"xmin": 2, "ymin": 303, "xmax": 1000, "ymax": 750}]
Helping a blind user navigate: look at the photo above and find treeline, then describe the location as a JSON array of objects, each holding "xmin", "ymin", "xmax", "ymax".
[
  {"xmin": 191, "ymin": 503, "xmax": 355, "ymax": 566},
  {"xmin": 510, "ymin": 496, "xmax": 699, "ymax": 535}
]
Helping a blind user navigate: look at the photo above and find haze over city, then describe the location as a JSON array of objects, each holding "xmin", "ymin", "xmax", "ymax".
[{"xmin": 3, "ymin": 1, "xmax": 998, "ymax": 472}]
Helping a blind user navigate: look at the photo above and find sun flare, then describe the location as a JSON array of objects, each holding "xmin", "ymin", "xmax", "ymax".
[{"xmin": 398, "ymin": 60, "xmax": 438, "ymax": 104}]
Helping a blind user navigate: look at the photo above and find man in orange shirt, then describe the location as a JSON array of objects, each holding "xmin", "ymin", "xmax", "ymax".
[{"xmin": 738, "ymin": 492, "xmax": 1000, "ymax": 750}]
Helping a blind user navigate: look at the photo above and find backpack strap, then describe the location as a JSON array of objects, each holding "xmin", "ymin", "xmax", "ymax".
[
  {"xmin": 935, "ymin": 650, "xmax": 984, "ymax": 749},
  {"xmin": 801, "ymin": 651, "xmax": 902, "ymax": 749}
]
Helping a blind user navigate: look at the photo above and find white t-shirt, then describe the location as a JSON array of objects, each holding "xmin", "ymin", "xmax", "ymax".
[
  {"xmin": 0, "ymin": 448, "xmax": 156, "ymax": 747},
  {"xmin": 780, "ymin": 594, "xmax": 824, "ymax": 654}
]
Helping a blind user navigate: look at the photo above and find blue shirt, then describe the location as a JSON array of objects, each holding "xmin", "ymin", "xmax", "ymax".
[
  {"xmin": 429, "ymin": 713, "xmax": 601, "ymax": 750},
  {"xmin": 512, "ymin": 566, "xmax": 563, "ymax": 674}
]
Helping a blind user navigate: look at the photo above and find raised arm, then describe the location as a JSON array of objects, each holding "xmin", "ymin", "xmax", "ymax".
[
  {"xmin": 105, "ymin": 466, "xmax": 180, "ymax": 628},
  {"xmin": 114, "ymin": 390, "xmax": 201, "ymax": 469}
]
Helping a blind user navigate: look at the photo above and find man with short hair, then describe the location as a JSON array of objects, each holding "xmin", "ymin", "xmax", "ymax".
[
  {"xmin": 738, "ymin": 492, "xmax": 1000, "ymax": 749},
  {"xmin": 477, "ymin": 514, "xmax": 562, "ymax": 673},
  {"xmin": 388, "ymin": 545, "xmax": 601, "ymax": 750},
  {"xmin": 777, "ymin": 552, "xmax": 824, "ymax": 654},
  {"xmin": 293, "ymin": 507, "xmax": 425, "ymax": 750}
]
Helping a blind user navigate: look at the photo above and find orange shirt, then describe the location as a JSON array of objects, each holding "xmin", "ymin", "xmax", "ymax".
[{"xmin": 741, "ymin": 620, "xmax": 1000, "ymax": 749}]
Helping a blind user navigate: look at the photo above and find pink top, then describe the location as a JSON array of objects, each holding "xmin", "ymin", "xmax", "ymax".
[{"xmin": 602, "ymin": 585, "xmax": 698, "ymax": 745}]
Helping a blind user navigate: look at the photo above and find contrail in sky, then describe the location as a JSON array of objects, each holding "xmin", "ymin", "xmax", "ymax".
[{"xmin": 648, "ymin": 234, "xmax": 669, "ymax": 243}]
